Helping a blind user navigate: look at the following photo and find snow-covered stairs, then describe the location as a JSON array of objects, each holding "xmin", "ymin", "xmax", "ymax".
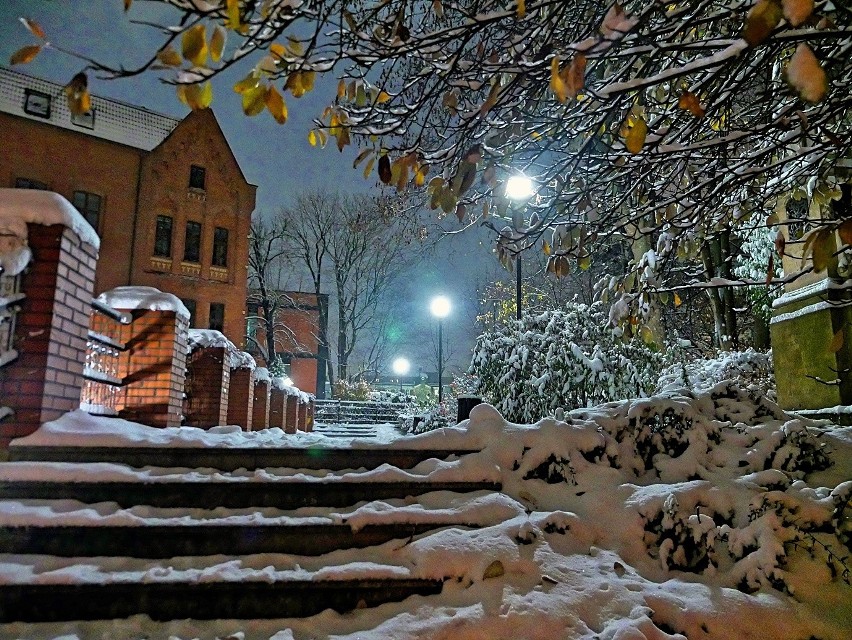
[
  {"xmin": 0, "ymin": 444, "xmax": 500, "ymax": 623},
  {"xmin": 313, "ymin": 422, "xmax": 379, "ymax": 438}
]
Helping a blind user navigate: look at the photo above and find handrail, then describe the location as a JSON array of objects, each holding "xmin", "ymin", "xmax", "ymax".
[
  {"xmin": 91, "ymin": 298, "xmax": 131, "ymax": 324},
  {"xmin": 87, "ymin": 329, "xmax": 125, "ymax": 351}
]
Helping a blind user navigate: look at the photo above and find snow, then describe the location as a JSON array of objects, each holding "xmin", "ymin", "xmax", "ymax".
[
  {"xmin": 187, "ymin": 329, "xmax": 257, "ymax": 370},
  {"xmin": 1, "ymin": 383, "xmax": 851, "ymax": 639},
  {"xmin": 271, "ymin": 376, "xmax": 314, "ymax": 402},
  {"xmin": 254, "ymin": 367, "xmax": 272, "ymax": 384},
  {"xmin": 0, "ymin": 189, "xmax": 99, "ymax": 276},
  {"xmin": 96, "ymin": 286, "xmax": 190, "ymax": 320}
]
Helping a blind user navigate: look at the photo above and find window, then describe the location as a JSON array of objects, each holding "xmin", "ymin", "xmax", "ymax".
[
  {"xmin": 14, "ymin": 178, "xmax": 48, "ymax": 190},
  {"xmin": 23, "ymin": 89, "xmax": 50, "ymax": 118},
  {"xmin": 183, "ymin": 221, "xmax": 202, "ymax": 263},
  {"xmin": 209, "ymin": 303, "xmax": 225, "ymax": 332},
  {"xmin": 72, "ymin": 191, "xmax": 102, "ymax": 232},
  {"xmin": 189, "ymin": 165, "xmax": 206, "ymax": 190},
  {"xmin": 181, "ymin": 299, "xmax": 197, "ymax": 327},
  {"xmin": 154, "ymin": 215, "xmax": 173, "ymax": 258},
  {"xmin": 212, "ymin": 227, "xmax": 229, "ymax": 267},
  {"xmin": 71, "ymin": 108, "xmax": 95, "ymax": 129}
]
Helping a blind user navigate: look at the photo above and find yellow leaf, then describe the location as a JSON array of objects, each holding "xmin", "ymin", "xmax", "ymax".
[
  {"xmin": 210, "ymin": 25, "xmax": 227, "ymax": 62},
  {"xmin": 560, "ymin": 54, "xmax": 586, "ymax": 99},
  {"xmin": 828, "ymin": 327, "xmax": 844, "ymax": 353},
  {"xmin": 623, "ymin": 114, "xmax": 648, "ymax": 154},
  {"xmin": 233, "ymin": 72, "xmax": 259, "ymax": 94},
  {"xmin": 674, "ymin": 293, "xmax": 682, "ymax": 307},
  {"xmin": 782, "ymin": 0, "xmax": 813, "ymax": 27},
  {"xmin": 787, "ymin": 44, "xmax": 827, "ymax": 103},
  {"xmin": 516, "ymin": 0, "xmax": 526, "ymax": 18},
  {"xmin": 286, "ymin": 72, "xmax": 307, "ymax": 97},
  {"xmin": 812, "ymin": 229, "xmax": 836, "ymax": 273},
  {"xmin": 838, "ymin": 220, "xmax": 852, "ymax": 247},
  {"xmin": 376, "ymin": 90, "xmax": 391, "ymax": 104},
  {"xmin": 182, "ymin": 24, "xmax": 208, "ymax": 66},
  {"xmin": 543, "ymin": 240, "xmax": 551, "ymax": 256},
  {"xmin": 353, "ymin": 148, "xmax": 372, "ymax": 168},
  {"xmin": 363, "ymin": 156, "xmax": 375, "ymax": 179},
  {"xmin": 156, "ymin": 46, "xmax": 183, "ymax": 67},
  {"xmin": 287, "ymin": 37, "xmax": 304, "ymax": 56},
  {"xmin": 549, "ymin": 57, "xmax": 568, "ymax": 103},
  {"xmin": 10, "ymin": 45, "xmax": 41, "ymax": 65},
  {"xmin": 242, "ymin": 83, "xmax": 267, "ymax": 116},
  {"xmin": 742, "ymin": 0, "xmax": 782, "ymax": 47},
  {"xmin": 308, "ymin": 130, "xmax": 318, "ymax": 146},
  {"xmin": 677, "ymin": 91, "xmax": 705, "ymax": 117},
  {"xmin": 226, "ymin": 0, "xmax": 241, "ymax": 29},
  {"xmin": 20, "ymin": 18, "xmax": 46, "ymax": 39},
  {"xmin": 270, "ymin": 43, "xmax": 287, "ymax": 60},
  {"xmin": 264, "ymin": 85, "xmax": 288, "ymax": 124},
  {"xmin": 64, "ymin": 72, "xmax": 90, "ymax": 115},
  {"xmin": 337, "ymin": 79, "xmax": 346, "ymax": 99},
  {"xmin": 317, "ymin": 129, "xmax": 328, "ymax": 148}
]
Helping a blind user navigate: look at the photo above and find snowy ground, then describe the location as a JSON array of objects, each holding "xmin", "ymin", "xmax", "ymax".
[{"xmin": 1, "ymin": 382, "xmax": 850, "ymax": 639}]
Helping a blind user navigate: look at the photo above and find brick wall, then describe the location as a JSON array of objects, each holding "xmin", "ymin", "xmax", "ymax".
[
  {"xmin": 298, "ymin": 400, "xmax": 312, "ymax": 433},
  {"xmin": 184, "ymin": 346, "xmax": 229, "ymax": 428},
  {"xmin": 118, "ymin": 310, "xmax": 188, "ymax": 428},
  {"xmin": 251, "ymin": 380, "xmax": 270, "ymax": 431},
  {"xmin": 0, "ymin": 224, "xmax": 96, "ymax": 449},
  {"xmin": 268, "ymin": 388, "xmax": 286, "ymax": 430},
  {"xmin": 226, "ymin": 367, "xmax": 254, "ymax": 431}
]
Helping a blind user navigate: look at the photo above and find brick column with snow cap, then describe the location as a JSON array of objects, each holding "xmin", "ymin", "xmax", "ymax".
[
  {"xmin": 0, "ymin": 189, "xmax": 99, "ymax": 451},
  {"xmin": 97, "ymin": 286, "xmax": 189, "ymax": 428},
  {"xmin": 251, "ymin": 367, "xmax": 271, "ymax": 431},
  {"xmin": 227, "ymin": 350, "xmax": 256, "ymax": 432},
  {"xmin": 184, "ymin": 329, "xmax": 236, "ymax": 429}
]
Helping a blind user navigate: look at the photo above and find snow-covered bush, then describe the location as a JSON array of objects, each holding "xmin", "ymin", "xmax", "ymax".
[
  {"xmin": 367, "ymin": 389, "xmax": 415, "ymax": 404},
  {"xmin": 470, "ymin": 301, "xmax": 665, "ymax": 423},
  {"xmin": 656, "ymin": 348, "xmax": 775, "ymax": 397},
  {"xmin": 400, "ymin": 402, "xmax": 454, "ymax": 435},
  {"xmin": 333, "ymin": 379, "xmax": 372, "ymax": 400}
]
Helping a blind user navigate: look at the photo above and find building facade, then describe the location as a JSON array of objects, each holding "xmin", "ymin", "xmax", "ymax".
[
  {"xmin": 0, "ymin": 67, "xmax": 256, "ymax": 345},
  {"xmin": 246, "ymin": 291, "xmax": 327, "ymax": 396}
]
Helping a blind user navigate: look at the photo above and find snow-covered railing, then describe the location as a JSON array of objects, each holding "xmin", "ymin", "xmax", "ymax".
[
  {"xmin": 80, "ymin": 298, "xmax": 130, "ymax": 416},
  {"xmin": 314, "ymin": 399, "xmax": 411, "ymax": 425},
  {"xmin": 0, "ymin": 271, "xmax": 23, "ymax": 422}
]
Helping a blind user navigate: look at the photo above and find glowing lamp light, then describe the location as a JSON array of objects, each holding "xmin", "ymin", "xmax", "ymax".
[
  {"xmin": 430, "ymin": 295, "xmax": 451, "ymax": 318},
  {"xmin": 392, "ymin": 357, "xmax": 410, "ymax": 376},
  {"xmin": 505, "ymin": 175, "xmax": 534, "ymax": 201}
]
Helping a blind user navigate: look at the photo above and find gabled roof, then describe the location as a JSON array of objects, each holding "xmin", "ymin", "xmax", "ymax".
[{"xmin": 0, "ymin": 66, "xmax": 181, "ymax": 151}]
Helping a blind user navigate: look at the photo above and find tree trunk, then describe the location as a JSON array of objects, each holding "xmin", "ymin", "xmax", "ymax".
[
  {"xmin": 719, "ymin": 230, "xmax": 739, "ymax": 350},
  {"xmin": 701, "ymin": 243, "xmax": 732, "ymax": 350},
  {"xmin": 629, "ymin": 233, "xmax": 665, "ymax": 346}
]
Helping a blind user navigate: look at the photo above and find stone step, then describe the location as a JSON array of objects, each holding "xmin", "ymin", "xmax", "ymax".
[
  {"xmin": 0, "ymin": 480, "xmax": 501, "ymax": 510},
  {"xmin": 0, "ymin": 521, "xmax": 466, "ymax": 558},
  {"xmin": 8, "ymin": 446, "xmax": 475, "ymax": 471},
  {"xmin": 0, "ymin": 579, "xmax": 444, "ymax": 623}
]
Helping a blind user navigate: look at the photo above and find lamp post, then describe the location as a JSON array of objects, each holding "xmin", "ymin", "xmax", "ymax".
[
  {"xmin": 392, "ymin": 356, "xmax": 410, "ymax": 392},
  {"xmin": 505, "ymin": 175, "xmax": 535, "ymax": 321},
  {"xmin": 430, "ymin": 295, "xmax": 451, "ymax": 404}
]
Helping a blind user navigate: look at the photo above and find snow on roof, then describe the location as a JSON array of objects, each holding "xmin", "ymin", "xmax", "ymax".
[
  {"xmin": 96, "ymin": 286, "xmax": 189, "ymax": 319},
  {"xmin": 254, "ymin": 367, "xmax": 271, "ymax": 383},
  {"xmin": 0, "ymin": 188, "xmax": 99, "ymax": 276},
  {"xmin": 187, "ymin": 329, "xmax": 257, "ymax": 370},
  {"xmin": 0, "ymin": 66, "xmax": 181, "ymax": 151}
]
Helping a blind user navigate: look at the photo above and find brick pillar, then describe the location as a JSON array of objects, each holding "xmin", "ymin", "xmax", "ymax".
[
  {"xmin": 118, "ymin": 310, "xmax": 188, "ymax": 428},
  {"xmin": 304, "ymin": 399, "xmax": 314, "ymax": 432},
  {"xmin": 284, "ymin": 394, "xmax": 299, "ymax": 435},
  {"xmin": 1, "ymin": 224, "xmax": 97, "ymax": 449},
  {"xmin": 184, "ymin": 346, "xmax": 229, "ymax": 428},
  {"xmin": 297, "ymin": 399, "xmax": 310, "ymax": 432},
  {"xmin": 268, "ymin": 388, "xmax": 286, "ymax": 430},
  {"xmin": 252, "ymin": 380, "xmax": 270, "ymax": 431},
  {"xmin": 227, "ymin": 367, "xmax": 254, "ymax": 431}
]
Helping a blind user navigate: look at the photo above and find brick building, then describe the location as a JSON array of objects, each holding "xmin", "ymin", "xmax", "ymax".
[
  {"xmin": 0, "ymin": 66, "xmax": 256, "ymax": 346},
  {"xmin": 246, "ymin": 291, "xmax": 327, "ymax": 396}
]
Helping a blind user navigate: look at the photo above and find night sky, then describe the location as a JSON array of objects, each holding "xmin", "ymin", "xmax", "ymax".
[{"xmin": 0, "ymin": 0, "xmax": 507, "ymax": 374}]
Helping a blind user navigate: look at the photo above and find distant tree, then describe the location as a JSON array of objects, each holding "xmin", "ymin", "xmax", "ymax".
[{"xmin": 277, "ymin": 190, "xmax": 424, "ymax": 387}]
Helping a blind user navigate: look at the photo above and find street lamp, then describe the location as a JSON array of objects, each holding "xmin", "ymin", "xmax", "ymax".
[
  {"xmin": 430, "ymin": 295, "xmax": 451, "ymax": 404},
  {"xmin": 506, "ymin": 174, "xmax": 535, "ymax": 321},
  {"xmin": 392, "ymin": 356, "xmax": 410, "ymax": 391}
]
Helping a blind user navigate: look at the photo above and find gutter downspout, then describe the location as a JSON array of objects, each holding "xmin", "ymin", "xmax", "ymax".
[{"xmin": 128, "ymin": 152, "xmax": 143, "ymax": 285}]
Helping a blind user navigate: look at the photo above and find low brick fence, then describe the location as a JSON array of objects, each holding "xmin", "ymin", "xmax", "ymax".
[{"xmin": 0, "ymin": 191, "xmax": 314, "ymax": 453}]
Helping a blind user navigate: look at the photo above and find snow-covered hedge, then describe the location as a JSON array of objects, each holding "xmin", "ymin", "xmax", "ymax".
[
  {"xmin": 657, "ymin": 348, "xmax": 775, "ymax": 396},
  {"xmin": 470, "ymin": 302, "xmax": 665, "ymax": 423}
]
